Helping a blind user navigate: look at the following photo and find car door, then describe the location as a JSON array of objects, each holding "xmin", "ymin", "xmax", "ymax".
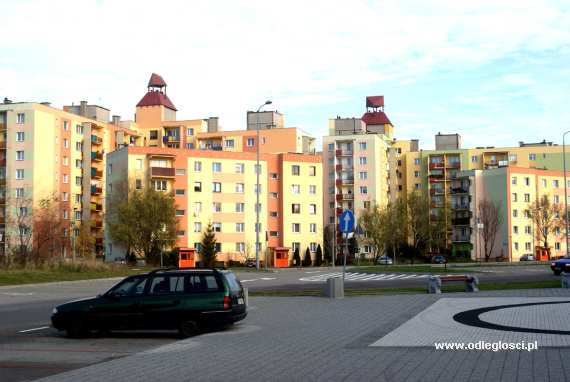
[
  {"xmin": 140, "ymin": 275, "xmax": 186, "ymax": 330},
  {"xmin": 181, "ymin": 273, "xmax": 225, "ymax": 316},
  {"xmin": 90, "ymin": 276, "xmax": 148, "ymax": 330}
]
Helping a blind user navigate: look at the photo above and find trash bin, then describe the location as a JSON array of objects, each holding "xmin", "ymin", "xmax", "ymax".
[{"xmin": 325, "ymin": 277, "xmax": 344, "ymax": 298}]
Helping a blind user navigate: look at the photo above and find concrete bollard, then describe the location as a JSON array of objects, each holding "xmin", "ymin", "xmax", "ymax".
[
  {"xmin": 466, "ymin": 276, "xmax": 479, "ymax": 292},
  {"xmin": 561, "ymin": 274, "xmax": 570, "ymax": 289},
  {"xmin": 427, "ymin": 276, "xmax": 442, "ymax": 294},
  {"xmin": 325, "ymin": 277, "xmax": 344, "ymax": 298},
  {"xmin": 243, "ymin": 287, "xmax": 249, "ymax": 307}
]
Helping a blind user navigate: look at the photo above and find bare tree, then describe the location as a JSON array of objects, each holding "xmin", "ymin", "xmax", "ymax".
[
  {"xmin": 359, "ymin": 203, "xmax": 386, "ymax": 260},
  {"xmin": 5, "ymin": 195, "xmax": 34, "ymax": 266},
  {"xmin": 323, "ymin": 224, "xmax": 335, "ymax": 264},
  {"xmin": 528, "ymin": 195, "xmax": 564, "ymax": 256},
  {"xmin": 478, "ymin": 198, "xmax": 503, "ymax": 262},
  {"xmin": 75, "ymin": 220, "xmax": 96, "ymax": 259},
  {"xmin": 406, "ymin": 191, "xmax": 432, "ymax": 258},
  {"xmin": 32, "ymin": 195, "xmax": 65, "ymax": 264}
]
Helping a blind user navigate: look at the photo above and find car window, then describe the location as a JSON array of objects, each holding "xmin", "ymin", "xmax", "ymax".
[
  {"xmin": 187, "ymin": 274, "xmax": 222, "ymax": 293},
  {"xmin": 149, "ymin": 276, "xmax": 175, "ymax": 295},
  {"xmin": 109, "ymin": 276, "xmax": 147, "ymax": 297},
  {"xmin": 223, "ymin": 272, "xmax": 242, "ymax": 293}
]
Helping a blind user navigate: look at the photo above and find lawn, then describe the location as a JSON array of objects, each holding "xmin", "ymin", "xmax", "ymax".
[{"xmin": 350, "ymin": 265, "xmax": 478, "ymax": 274}]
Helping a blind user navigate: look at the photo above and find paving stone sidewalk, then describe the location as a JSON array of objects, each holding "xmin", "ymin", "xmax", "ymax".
[{"xmin": 37, "ymin": 289, "xmax": 570, "ymax": 382}]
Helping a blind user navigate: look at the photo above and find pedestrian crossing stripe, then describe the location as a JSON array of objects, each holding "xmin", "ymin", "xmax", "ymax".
[{"xmin": 299, "ymin": 272, "xmax": 436, "ymax": 282}]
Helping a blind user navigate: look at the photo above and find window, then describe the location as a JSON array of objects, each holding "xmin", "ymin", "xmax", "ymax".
[
  {"xmin": 16, "ymin": 188, "xmax": 24, "ymax": 198},
  {"xmin": 236, "ymin": 242, "xmax": 245, "ymax": 252},
  {"xmin": 309, "ymin": 185, "xmax": 317, "ymax": 194},
  {"xmin": 329, "ymin": 217, "xmax": 335, "ymax": 224},
  {"xmin": 149, "ymin": 130, "xmax": 158, "ymax": 140},
  {"xmin": 16, "ymin": 132, "xmax": 25, "ymax": 142},
  {"xmin": 194, "ymin": 161, "xmax": 202, "ymax": 172},
  {"xmin": 213, "ymin": 162, "xmax": 222, "ymax": 172},
  {"xmin": 553, "ymin": 180, "xmax": 560, "ymax": 188},
  {"xmin": 310, "ymin": 242, "xmax": 318, "ymax": 252},
  {"xmin": 247, "ymin": 138, "xmax": 255, "ymax": 147},
  {"xmin": 235, "ymin": 163, "xmax": 244, "ymax": 173},
  {"xmin": 212, "ymin": 202, "xmax": 222, "ymax": 212},
  {"xmin": 194, "ymin": 202, "xmax": 202, "ymax": 214},
  {"xmin": 292, "ymin": 223, "xmax": 301, "ymax": 233},
  {"xmin": 309, "ymin": 204, "xmax": 317, "ymax": 215},
  {"xmin": 269, "ymin": 231, "xmax": 279, "ymax": 237},
  {"xmin": 194, "ymin": 222, "xmax": 202, "ymax": 233},
  {"xmin": 254, "ymin": 184, "xmax": 262, "ymax": 194},
  {"xmin": 254, "ymin": 164, "xmax": 261, "ymax": 175},
  {"xmin": 194, "ymin": 181, "xmax": 202, "ymax": 192},
  {"xmin": 63, "ymin": 121, "xmax": 69, "ymax": 131},
  {"xmin": 235, "ymin": 203, "xmax": 245, "ymax": 213},
  {"xmin": 511, "ymin": 177, "xmax": 517, "ymax": 185},
  {"xmin": 359, "ymin": 142, "xmax": 367, "ymax": 150},
  {"xmin": 415, "ymin": 183, "xmax": 422, "ymax": 190},
  {"xmin": 225, "ymin": 139, "xmax": 235, "ymax": 148},
  {"xmin": 327, "ymin": 143, "xmax": 335, "ymax": 152},
  {"xmin": 63, "ymin": 210, "xmax": 68, "ymax": 219},
  {"xmin": 213, "ymin": 182, "xmax": 221, "ymax": 192},
  {"xmin": 16, "ymin": 151, "xmax": 24, "ymax": 161},
  {"xmin": 213, "ymin": 223, "xmax": 222, "ymax": 232},
  {"xmin": 512, "ymin": 209, "xmax": 518, "ymax": 218},
  {"xmin": 292, "ymin": 165, "xmax": 300, "ymax": 176},
  {"xmin": 292, "ymin": 242, "xmax": 301, "ymax": 252},
  {"xmin": 177, "ymin": 230, "xmax": 185, "ymax": 237},
  {"xmin": 176, "ymin": 169, "xmax": 186, "ymax": 176},
  {"xmin": 524, "ymin": 193, "xmax": 530, "ymax": 202},
  {"xmin": 236, "ymin": 223, "xmax": 245, "ymax": 232},
  {"xmin": 360, "ymin": 172, "xmax": 368, "ymax": 180},
  {"xmin": 309, "ymin": 166, "xmax": 316, "ymax": 176},
  {"xmin": 513, "ymin": 226, "xmax": 519, "ymax": 234},
  {"xmin": 310, "ymin": 223, "xmax": 317, "ymax": 233},
  {"xmin": 359, "ymin": 157, "xmax": 367, "ymax": 165},
  {"xmin": 17, "ymin": 113, "xmax": 25, "ymax": 124},
  {"xmin": 108, "ymin": 164, "xmax": 112, "ymax": 174},
  {"xmin": 414, "ymin": 158, "xmax": 421, "ymax": 165},
  {"xmin": 270, "ymin": 173, "xmax": 279, "ymax": 180},
  {"xmin": 292, "ymin": 204, "xmax": 301, "ymax": 214},
  {"xmin": 235, "ymin": 183, "xmax": 244, "ymax": 193},
  {"xmin": 524, "ymin": 177, "xmax": 530, "ymax": 186},
  {"xmin": 62, "ymin": 174, "xmax": 68, "ymax": 183},
  {"xmin": 135, "ymin": 179, "xmax": 142, "ymax": 190},
  {"xmin": 471, "ymin": 155, "xmax": 478, "ymax": 163},
  {"xmin": 270, "ymin": 211, "xmax": 279, "ymax": 217},
  {"xmin": 75, "ymin": 124, "xmax": 83, "ymax": 134},
  {"xmin": 542, "ymin": 179, "xmax": 547, "ymax": 188},
  {"xmin": 414, "ymin": 171, "xmax": 420, "ymax": 178},
  {"xmin": 175, "ymin": 210, "xmax": 185, "ymax": 216},
  {"xmin": 292, "ymin": 184, "xmax": 300, "ymax": 194},
  {"xmin": 529, "ymin": 153, "xmax": 536, "ymax": 161},
  {"xmin": 554, "ymin": 195, "xmax": 560, "ymax": 204},
  {"xmin": 360, "ymin": 186, "xmax": 368, "ymax": 194},
  {"xmin": 525, "ymin": 226, "xmax": 531, "ymax": 234},
  {"xmin": 512, "ymin": 193, "xmax": 518, "ymax": 202},
  {"xmin": 75, "ymin": 141, "xmax": 83, "ymax": 151},
  {"xmin": 175, "ymin": 189, "xmax": 185, "ymax": 196},
  {"xmin": 187, "ymin": 128, "xmax": 194, "ymax": 136},
  {"xmin": 556, "ymin": 242, "xmax": 561, "ymax": 251},
  {"xmin": 270, "ymin": 192, "xmax": 278, "ymax": 198},
  {"xmin": 255, "ymin": 203, "xmax": 262, "ymax": 213},
  {"xmin": 524, "ymin": 210, "xmax": 530, "ymax": 218},
  {"xmin": 16, "ymin": 169, "xmax": 24, "ymax": 180},
  {"xmin": 75, "ymin": 159, "xmax": 82, "ymax": 168},
  {"xmin": 63, "ymin": 156, "xmax": 68, "ymax": 166},
  {"xmin": 19, "ymin": 207, "xmax": 28, "ymax": 216},
  {"xmin": 363, "ymin": 201, "xmax": 371, "ymax": 209},
  {"xmin": 152, "ymin": 180, "xmax": 167, "ymax": 191},
  {"xmin": 514, "ymin": 242, "xmax": 519, "ymax": 251}
]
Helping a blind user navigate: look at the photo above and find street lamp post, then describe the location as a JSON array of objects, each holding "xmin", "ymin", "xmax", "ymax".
[
  {"xmin": 255, "ymin": 100, "xmax": 272, "ymax": 271},
  {"xmin": 562, "ymin": 130, "xmax": 570, "ymax": 256}
]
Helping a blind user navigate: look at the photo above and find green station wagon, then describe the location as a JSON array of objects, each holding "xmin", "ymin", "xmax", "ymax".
[{"xmin": 51, "ymin": 268, "xmax": 247, "ymax": 338}]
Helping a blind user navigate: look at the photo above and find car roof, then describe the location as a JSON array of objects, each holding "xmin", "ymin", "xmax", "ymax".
[{"xmin": 143, "ymin": 268, "xmax": 231, "ymax": 276}]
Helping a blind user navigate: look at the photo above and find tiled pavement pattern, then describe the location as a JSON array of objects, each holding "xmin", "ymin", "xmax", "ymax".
[
  {"xmin": 299, "ymin": 272, "xmax": 435, "ymax": 282},
  {"xmin": 372, "ymin": 297, "xmax": 570, "ymax": 347},
  {"xmin": 38, "ymin": 289, "xmax": 570, "ymax": 382}
]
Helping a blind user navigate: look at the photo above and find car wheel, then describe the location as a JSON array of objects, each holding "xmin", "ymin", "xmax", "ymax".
[
  {"xmin": 554, "ymin": 271, "xmax": 562, "ymax": 275},
  {"xmin": 179, "ymin": 320, "xmax": 199, "ymax": 338},
  {"xmin": 66, "ymin": 321, "xmax": 89, "ymax": 338}
]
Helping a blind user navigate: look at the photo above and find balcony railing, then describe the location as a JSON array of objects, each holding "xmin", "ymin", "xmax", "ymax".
[
  {"xmin": 452, "ymin": 204, "xmax": 470, "ymax": 210},
  {"xmin": 91, "ymin": 135, "xmax": 102, "ymax": 145},
  {"xmin": 341, "ymin": 178, "xmax": 355, "ymax": 185},
  {"xmin": 91, "ymin": 185, "xmax": 103, "ymax": 194},
  {"xmin": 91, "ymin": 220, "xmax": 103, "ymax": 229},
  {"xmin": 446, "ymin": 161, "xmax": 461, "ymax": 169},
  {"xmin": 429, "ymin": 162, "xmax": 444, "ymax": 170},
  {"xmin": 452, "ymin": 235, "xmax": 471, "ymax": 242},
  {"xmin": 336, "ymin": 149, "xmax": 353, "ymax": 157},
  {"xmin": 342, "ymin": 193, "xmax": 354, "ymax": 200},
  {"xmin": 90, "ymin": 202, "xmax": 102, "ymax": 212},
  {"xmin": 335, "ymin": 194, "xmax": 343, "ymax": 202},
  {"xmin": 90, "ymin": 167, "xmax": 103, "ymax": 178},
  {"xmin": 150, "ymin": 167, "xmax": 175, "ymax": 177},
  {"xmin": 91, "ymin": 151, "xmax": 103, "ymax": 161},
  {"xmin": 450, "ymin": 187, "xmax": 469, "ymax": 194},
  {"xmin": 335, "ymin": 164, "xmax": 342, "ymax": 172},
  {"xmin": 452, "ymin": 217, "xmax": 471, "ymax": 225}
]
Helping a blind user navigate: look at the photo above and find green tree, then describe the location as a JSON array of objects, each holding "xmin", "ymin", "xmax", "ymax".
[
  {"xmin": 292, "ymin": 247, "xmax": 301, "ymax": 266},
  {"xmin": 359, "ymin": 203, "xmax": 386, "ymax": 260},
  {"xmin": 303, "ymin": 247, "xmax": 312, "ymax": 266},
  {"xmin": 108, "ymin": 188, "xmax": 178, "ymax": 261},
  {"xmin": 75, "ymin": 221, "xmax": 96, "ymax": 259},
  {"xmin": 200, "ymin": 223, "xmax": 218, "ymax": 268},
  {"xmin": 315, "ymin": 244, "xmax": 323, "ymax": 266}
]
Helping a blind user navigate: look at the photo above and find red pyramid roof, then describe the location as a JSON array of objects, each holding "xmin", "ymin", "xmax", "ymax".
[
  {"xmin": 148, "ymin": 73, "xmax": 167, "ymax": 87},
  {"xmin": 136, "ymin": 91, "xmax": 177, "ymax": 111},
  {"xmin": 361, "ymin": 111, "xmax": 391, "ymax": 126}
]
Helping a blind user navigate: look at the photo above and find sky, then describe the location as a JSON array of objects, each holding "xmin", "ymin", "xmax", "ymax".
[{"xmin": 1, "ymin": 0, "xmax": 569, "ymax": 149}]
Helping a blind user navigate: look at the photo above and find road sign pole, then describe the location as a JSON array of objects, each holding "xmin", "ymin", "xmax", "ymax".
[{"xmin": 343, "ymin": 233, "xmax": 347, "ymax": 280}]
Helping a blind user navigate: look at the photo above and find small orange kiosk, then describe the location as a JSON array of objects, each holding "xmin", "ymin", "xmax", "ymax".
[
  {"xmin": 273, "ymin": 247, "xmax": 290, "ymax": 268},
  {"xmin": 535, "ymin": 246, "xmax": 550, "ymax": 261},
  {"xmin": 178, "ymin": 247, "xmax": 196, "ymax": 268}
]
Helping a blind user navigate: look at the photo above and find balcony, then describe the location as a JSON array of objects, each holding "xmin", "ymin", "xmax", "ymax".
[
  {"xmin": 446, "ymin": 161, "xmax": 461, "ymax": 169},
  {"xmin": 91, "ymin": 220, "xmax": 103, "ymax": 229},
  {"xmin": 336, "ymin": 208, "xmax": 343, "ymax": 216},
  {"xmin": 429, "ymin": 162, "xmax": 444, "ymax": 170},
  {"xmin": 90, "ymin": 202, "xmax": 102, "ymax": 212},
  {"xmin": 452, "ymin": 235, "xmax": 471, "ymax": 243},
  {"xmin": 336, "ymin": 194, "xmax": 343, "ymax": 202},
  {"xmin": 91, "ymin": 151, "xmax": 103, "ymax": 161},
  {"xmin": 341, "ymin": 178, "xmax": 354, "ymax": 185},
  {"xmin": 452, "ymin": 204, "xmax": 470, "ymax": 210},
  {"xmin": 335, "ymin": 164, "xmax": 342, "ymax": 172},
  {"xmin": 342, "ymin": 193, "xmax": 354, "ymax": 200},
  {"xmin": 450, "ymin": 187, "xmax": 469, "ymax": 194},
  {"xmin": 91, "ymin": 135, "xmax": 102, "ymax": 145},
  {"xmin": 90, "ymin": 167, "xmax": 103, "ymax": 179},
  {"xmin": 150, "ymin": 167, "xmax": 175, "ymax": 178},
  {"xmin": 90, "ymin": 185, "xmax": 103, "ymax": 195},
  {"xmin": 452, "ymin": 217, "xmax": 471, "ymax": 225},
  {"xmin": 163, "ymin": 135, "xmax": 180, "ymax": 143},
  {"xmin": 336, "ymin": 149, "xmax": 353, "ymax": 157},
  {"xmin": 95, "ymin": 237, "xmax": 103, "ymax": 246},
  {"xmin": 430, "ymin": 188, "xmax": 443, "ymax": 195}
]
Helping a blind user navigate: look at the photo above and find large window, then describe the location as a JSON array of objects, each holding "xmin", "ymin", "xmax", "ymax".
[
  {"xmin": 309, "ymin": 166, "xmax": 316, "ymax": 176},
  {"xmin": 16, "ymin": 151, "xmax": 24, "ymax": 161},
  {"xmin": 152, "ymin": 180, "xmax": 167, "ymax": 191},
  {"xmin": 235, "ymin": 163, "xmax": 244, "ymax": 173},
  {"xmin": 213, "ymin": 182, "xmax": 222, "ymax": 192},
  {"xmin": 212, "ymin": 202, "xmax": 222, "ymax": 212},
  {"xmin": 292, "ymin": 165, "xmax": 300, "ymax": 176},
  {"xmin": 17, "ymin": 113, "xmax": 25, "ymax": 124},
  {"xmin": 235, "ymin": 183, "xmax": 244, "ymax": 193},
  {"xmin": 292, "ymin": 223, "xmax": 301, "ymax": 233},
  {"xmin": 194, "ymin": 181, "xmax": 202, "ymax": 192},
  {"xmin": 292, "ymin": 204, "xmax": 301, "ymax": 214},
  {"xmin": 235, "ymin": 203, "xmax": 245, "ymax": 213},
  {"xmin": 212, "ymin": 162, "xmax": 222, "ymax": 172},
  {"xmin": 309, "ymin": 204, "xmax": 317, "ymax": 215},
  {"xmin": 291, "ymin": 184, "xmax": 300, "ymax": 194},
  {"xmin": 194, "ymin": 161, "xmax": 202, "ymax": 172},
  {"xmin": 16, "ymin": 132, "xmax": 25, "ymax": 142},
  {"xmin": 236, "ymin": 223, "xmax": 245, "ymax": 232},
  {"xmin": 212, "ymin": 223, "xmax": 222, "ymax": 232},
  {"xmin": 309, "ymin": 185, "xmax": 316, "ymax": 194}
]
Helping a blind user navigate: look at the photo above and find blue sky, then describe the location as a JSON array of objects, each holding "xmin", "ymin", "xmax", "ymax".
[{"xmin": 1, "ymin": 0, "xmax": 569, "ymax": 149}]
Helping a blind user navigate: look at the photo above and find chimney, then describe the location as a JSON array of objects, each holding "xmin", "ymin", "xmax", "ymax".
[
  {"xmin": 112, "ymin": 115, "xmax": 121, "ymax": 125},
  {"xmin": 80, "ymin": 101, "xmax": 88, "ymax": 117},
  {"xmin": 207, "ymin": 117, "xmax": 219, "ymax": 132}
]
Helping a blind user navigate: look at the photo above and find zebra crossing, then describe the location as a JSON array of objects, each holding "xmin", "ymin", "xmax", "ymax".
[{"xmin": 299, "ymin": 272, "xmax": 437, "ymax": 282}]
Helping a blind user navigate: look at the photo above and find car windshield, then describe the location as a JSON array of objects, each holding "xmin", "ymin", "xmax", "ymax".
[{"xmin": 107, "ymin": 276, "xmax": 148, "ymax": 296}]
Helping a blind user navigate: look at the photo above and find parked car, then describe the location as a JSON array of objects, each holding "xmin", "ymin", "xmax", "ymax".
[
  {"xmin": 245, "ymin": 259, "xmax": 263, "ymax": 268},
  {"xmin": 376, "ymin": 256, "xmax": 393, "ymax": 265},
  {"xmin": 431, "ymin": 255, "xmax": 447, "ymax": 264},
  {"xmin": 519, "ymin": 254, "xmax": 535, "ymax": 261},
  {"xmin": 51, "ymin": 268, "xmax": 247, "ymax": 338},
  {"xmin": 551, "ymin": 257, "xmax": 570, "ymax": 275}
]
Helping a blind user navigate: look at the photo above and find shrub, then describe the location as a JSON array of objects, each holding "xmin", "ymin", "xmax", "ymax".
[{"xmin": 303, "ymin": 247, "xmax": 312, "ymax": 267}]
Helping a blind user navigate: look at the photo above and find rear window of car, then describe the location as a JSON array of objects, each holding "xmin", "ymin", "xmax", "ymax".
[
  {"xmin": 187, "ymin": 274, "xmax": 222, "ymax": 293},
  {"xmin": 223, "ymin": 272, "xmax": 242, "ymax": 293}
]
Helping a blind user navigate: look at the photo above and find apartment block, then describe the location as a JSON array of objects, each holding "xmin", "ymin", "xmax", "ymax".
[{"xmin": 105, "ymin": 147, "xmax": 323, "ymax": 265}]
